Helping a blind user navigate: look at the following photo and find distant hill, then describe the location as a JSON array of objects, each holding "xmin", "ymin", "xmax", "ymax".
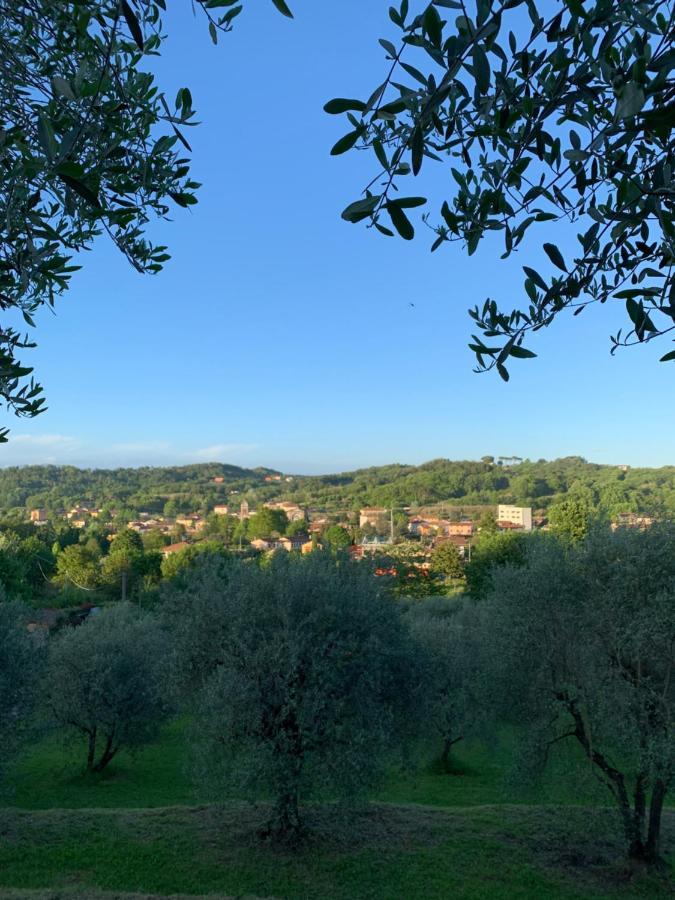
[{"xmin": 0, "ymin": 456, "xmax": 673, "ymax": 519}]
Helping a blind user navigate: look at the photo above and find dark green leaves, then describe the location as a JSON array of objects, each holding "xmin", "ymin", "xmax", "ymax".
[
  {"xmin": 386, "ymin": 202, "xmax": 414, "ymax": 239},
  {"xmin": 543, "ymin": 243, "xmax": 567, "ymax": 272},
  {"xmin": 270, "ymin": 0, "xmax": 293, "ymax": 18},
  {"xmin": 331, "ymin": 129, "xmax": 361, "ymax": 155},
  {"xmin": 615, "ymin": 82, "xmax": 645, "ymax": 120},
  {"xmin": 659, "ymin": 350, "xmax": 675, "ymax": 362},
  {"xmin": 342, "ymin": 195, "xmax": 380, "ymax": 223},
  {"xmin": 121, "ymin": 0, "xmax": 144, "ymax": 50},
  {"xmin": 473, "ymin": 46, "xmax": 490, "ymax": 94},
  {"xmin": 56, "ymin": 170, "xmax": 102, "ymax": 209},
  {"xmin": 423, "ymin": 4, "xmax": 443, "ymax": 47},
  {"xmin": 324, "ymin": 99, "xmax": 367, "ymax": 115},
  {"xmin": 411, "ymin": 126, "xmax": 424, "ymax": 175}
]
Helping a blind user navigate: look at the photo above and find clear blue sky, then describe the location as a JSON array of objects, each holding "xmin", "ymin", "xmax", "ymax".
[{"xmin": 3, "ymin": 1, "xmax": 674, "ymax": 473}]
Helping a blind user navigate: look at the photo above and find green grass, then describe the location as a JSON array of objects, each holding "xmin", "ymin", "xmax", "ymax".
[
  {"xmin": 1, "ymin": 721, "xmax": 673, "ymax": 898},
  {"xmin": 0, "ymin": 803, "xmax": 671, "ymax": 899},
  {"xmin": 3, "ymin": 720, "xmax": 199, "ymax": 810},
  {"xmin": 5, "ymin": 721, "xmax": 610, "ymax": 811}
]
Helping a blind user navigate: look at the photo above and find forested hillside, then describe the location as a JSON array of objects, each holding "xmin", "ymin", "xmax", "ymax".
[{"xmin": 1, "ymin": 456, "xmax": 673, "ymax": 517}]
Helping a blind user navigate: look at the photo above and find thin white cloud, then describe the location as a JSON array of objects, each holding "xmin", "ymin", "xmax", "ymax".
[
  {"xmin": 190, "ymin": 443, "xmax": 260, "ymax": 461},
  {"xmin": 0, "ymin": 434, "xmax": 262, "ymax": 468},
  {"xmin": 11, "ymin": 433, "xmax": 77, "ymax": 447}
]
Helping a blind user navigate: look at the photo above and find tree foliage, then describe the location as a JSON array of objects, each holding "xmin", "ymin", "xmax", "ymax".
[
  {"xmin": 45, "ymin": 604, "xmax": 169, "ymax": 772},
  {"xmin": 247, "ymin": 507, "xmax": 289, "ymax": 540},
  {"xmin": 465, "ymin": 528, "xmax": 527, "ymax": 598},
  {"xmin": 322, "ymin": 524, "xmax": 352, "ymax": 547},
  {"xmin": 0, "ymin": 598, "xmax": 41, "ymax": 783},
  {"xmin": 548, "ymin": 494, "xmax": 593, "ymax": 541},
  {"xmin": 407, "ymin": 600, "xmax": 482, "ymax": 771},
  {"xmin": 0, "ymin": 0, "xmax": 290, "ymax": 438},
  {"xmin": 485, "ymin": 527, "xmax": 675, "ymax": 864},
  {"xmin": 431, "ymin": 540, "xmax": 464, "ymax": 579},
  {"xmin": 169, "ymin": 552, "xmax": 421, "ymax": 842},
  {"xmin": 329, "ymin": 1, "xmax": 675, "ymax": 377}
]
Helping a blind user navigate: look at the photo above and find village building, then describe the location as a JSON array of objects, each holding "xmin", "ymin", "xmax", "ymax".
[
  {"xmin": 264, "ymin": 500, "xmax": 306, "ymax": 522},
  {"xmin": 359, "ymin": 507, "xmax": 389, "ymax": 529},
  {"xmin": 496, "ymin": 504, "xmax": 533, "ymax": 531}
]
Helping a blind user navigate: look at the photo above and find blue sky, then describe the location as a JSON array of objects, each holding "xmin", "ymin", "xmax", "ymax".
[{"xmin": 3, "ymin": 0, "xmax": 673, "ymax": 474}]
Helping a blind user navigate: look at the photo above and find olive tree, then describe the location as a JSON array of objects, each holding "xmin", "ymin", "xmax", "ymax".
[
  {"xmin": 45, "ymin": 604, "xmax": 169, "ymax": 772},
  {"xmin": 0, "ymin": 598, "xmax": 41, "ymax": 784},
  {"xmin": 485, "ymin": 527, "xmax": 675, "ymax": 865},
  {"xmin": 329, "ymin": 1, "xmax": 675, "ymax": 376},
  {"xmin": 170, "ymin": 551, "xmax": 422, "ymax": 842},
  {"xmin": 406, "ymin": 599, "xmax": 483, "ymax": 771},
  {"xmin": 0, "ymin": 0, "xmax": 291, "ymax": 437}
]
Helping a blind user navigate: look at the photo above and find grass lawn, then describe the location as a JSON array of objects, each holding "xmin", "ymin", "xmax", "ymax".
[
  {"xmin": 0, "ymin": 803, "xmax": 672, "ymax": 899},
  {"xmin": 4, "ymin": 720, "xmax": 613, "ymax": 811},
  {"xmin": 0, "ymin": 721, "xmax": 672, "ymax": 898}
]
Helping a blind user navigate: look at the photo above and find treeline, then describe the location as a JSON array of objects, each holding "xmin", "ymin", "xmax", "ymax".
[
  {"xmin": 1, "ymin": 456, "xmax": 674, "ymax": 519},
  {"xmin": 1, "ymin": 529, "xmax": 673, "ymax": 864}
]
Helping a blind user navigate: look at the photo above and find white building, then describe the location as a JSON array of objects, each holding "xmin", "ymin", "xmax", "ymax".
[{"xmin": 497, "ymin": 504, "xmax": 533, "ymax": 531}]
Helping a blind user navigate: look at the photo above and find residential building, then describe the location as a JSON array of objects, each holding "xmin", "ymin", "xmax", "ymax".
[
  {"xmin": 359, "ymin": 535, "xmax": 392, "ymax": 552},
  {"xmin": 30, "ymin": 508, "xmax": 47, "ymax": 524},
  {"xmin": 359, "ymin": 507, "xmax": 389, "ymax": 529},
  {"xmin": 497, "ymin": 504, "xmax": 533, "ymax": 531},
  {"xmin": 448, "ymin": 521, "xmax": 473, "ymax": 537},
  {"xmin": 213, "ymin": 504, "xmax": 229, "ymax": 516},
  {"xmin": 175, "ymin": 514, "xmax": 206, "ymax": 532},
  {"xmin": 213, "ymin": 476, "xmax": 225, "ymax": 483},
  {"xmin": 265, "ymin": 501, "xmax": 306, "ymax": 522},
  {"xmin": 611, "ymin": 513, "xmax": 654, "ymax": 531}
]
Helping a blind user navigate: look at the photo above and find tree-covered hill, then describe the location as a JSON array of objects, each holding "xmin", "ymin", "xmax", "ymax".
[
  {"xmin": 279, "ymin": 456, "xmax": 675, "ymax": 518},
  {"xmin": 0, "ymin": 456, "xmax": 674, "ymax": 519},
  {"xmin": 0, "ymin": 463, "xmax": 279, "ymax": 515}
]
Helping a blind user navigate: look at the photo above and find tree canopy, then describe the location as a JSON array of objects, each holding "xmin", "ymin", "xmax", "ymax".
[
  {"xmin": 328, "ymin": 0, "xmax": 675, "ymax": 378},
  {"xmin": 0, "ymin": 0, "xmax": 291, "ymax": 439},
  {"xmin": 485, "ymin": 526, "xmax": 675, "ymax": 864}
]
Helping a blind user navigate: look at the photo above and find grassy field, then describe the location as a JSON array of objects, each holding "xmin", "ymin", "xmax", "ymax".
[{"xmin": 0, "ymin": 721, "xmax": 672, "ymax": 899}]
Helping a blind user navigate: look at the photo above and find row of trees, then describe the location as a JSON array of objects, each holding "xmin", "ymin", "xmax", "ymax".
[{"xmin": 1, "ymin": 527, "xmax": 672, "ymax": 863}]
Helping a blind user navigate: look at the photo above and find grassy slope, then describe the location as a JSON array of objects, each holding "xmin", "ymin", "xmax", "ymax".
[{"xmin": 1, "ymin": 722, "xmax": 673, "ymax": 899}]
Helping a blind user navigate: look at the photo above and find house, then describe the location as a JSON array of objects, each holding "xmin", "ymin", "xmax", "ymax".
[
  {"xmin": 265, "ymin": 501, "xmax": 306, "ymax": 522},
  {"xmin": 496, "ymin": 504, "xmax": 533, "ymax": 531},
  {"xmin": 213, "ymin": 504, "xmax": 229, "ymax": 516},
  {"xmin": 175, "ymin": 514, "xmax": 206, "ymax": 532},
  {"xmin": 161, "ymin": 541, "xmax": 190, "ymax": 557},
  {"xmin": 448, "ymin": 521, "xmax": 473, "ymax": 537},
  {"xmin": 213, "ymin": 476, "xmax": 225, "ymax": 483},
  {"xmin": 611, "ymin": 513, "xmax": 654, "ymax": 531},
  {"xmin": 30, "ymin": 508, "xmax": 47, "ymax": 524},
  {"xmin": 408, "ymin": 516, "xmax": 451, "ymax": 537},
  {"xmin": 359, "ymin": 535, "xmax": 392, "ymax": 552},
  {"xmin": 251, "ymin": 533, "xmax": 308, "ymax": 553},
  {"xmin": 359, "ymin": 507, "xmax": 389, "ymax": 529},
  {"xmin": 67, "ymin": 505, "xmax": 90, "ymax": 520},
  {"xmin": 497, "ymin": 520, "xmax": 525, "ymax": 531}
]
